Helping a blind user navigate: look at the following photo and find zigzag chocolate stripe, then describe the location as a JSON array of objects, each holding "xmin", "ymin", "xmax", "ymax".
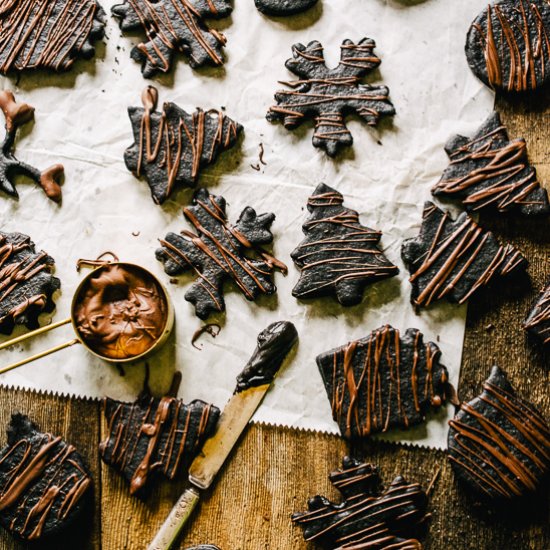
[
  {"xmin": 401, "ymin": 202, "xmax": 527, "ymax": 308},
  {"xmin": 100, "ymin": 396, "xmax": 220, "ymax": 495},
  {"xmin": 524, "ymin": 282, "xmax": 550, "ymax": 345},
  {"xmin": 316, "ymin": 325, "xmax": 448, "ymax": 439},
  {"xmin": 448, "ymin": 366, "xmax": 550, "ymax": 500},
  {"xmin": 0, "ymin": 0, "xmax": 104, "ymax": 73},
  {"xmin": 433, "ymin": 112, "xmax": 549, "ymax": 216}
]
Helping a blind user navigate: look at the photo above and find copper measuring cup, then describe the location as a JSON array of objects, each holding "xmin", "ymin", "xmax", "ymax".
[{"xmin": 0, "ymin": 254, "xmax": 174, "ymax": 374}]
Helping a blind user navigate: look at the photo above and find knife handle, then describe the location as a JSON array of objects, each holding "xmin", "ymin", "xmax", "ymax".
[{"xmin": 146, "ymin": 487, "xmax": 200, "ymax": 550}]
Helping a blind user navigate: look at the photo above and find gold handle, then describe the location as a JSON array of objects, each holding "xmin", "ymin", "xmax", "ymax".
[
  {"xmin": 0, "ymin": 338, "xmax": 80, "ymax": 375},
  {"xmin": 0, "ymin": 318, "xmax": 71, "ymax": 351}
]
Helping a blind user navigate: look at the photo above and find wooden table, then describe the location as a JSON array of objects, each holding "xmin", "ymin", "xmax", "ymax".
[{"xmin": 0, "ymin": 92, "xmax": 548, "ymax": 550}]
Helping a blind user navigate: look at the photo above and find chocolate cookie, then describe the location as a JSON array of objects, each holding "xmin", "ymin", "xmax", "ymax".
[
  {"xmin": 267, "ymin": 38, "xmax": 395, "ymax": 157},
  {"xmin": 401, "ymin": 202, "xmax": 528, "ymax": 308},
  {"xmin": 255, "ymin": 0, "xmax": 318, "ymax": 16},
  {"xmin": 0, "ymin": 0, "xmax": 105, "ymax": 74},
  {"xmin": 0, "ymin": 414, "xmax": 92, "ymax": 541},
  {"xmin": 448, "ymin": 366, "xmax": 550, "ymax": 500},
  {"xmin": 0, "ymin": 91, "xmax": 64, "ymax": 202},
  {"xmin": 466, "ymin": 0, "xmax": 550, "ymax": 93},
  {"xmin": 125, "ymin": 87, "xmax": 242, "ymax": 205},
  {"xmin": 316, "ymin": 325, "xmax": 449, "ymax": 439},
  {"xmin": 0, "ymin": 231, "xmax": 60, "ymax": 335},
  {"xmin": 100, "ymin": 394, "xmax": 220, "ymax": 495},
  {"xmin": 185, "ymin": 546, "xmax": 220, "ymax": 550},
  {"xmin": 156, "ymin": 188, "xmax": 287, "ymax": 319},
  {"xmin": 524, "ymin": 281, "xmax": 550, "ymax": 346},
  {"xmin": 292, "ymin": 456, "xmax": 429, "ymax": 549},
  {"xmin": 291, "ymin": 183, "xmax": 398, "ymax": 306},
  {"xmin": 433, "ymin": 112, "xmax": 549, "ymax": 216},
  {"xmin": 112, "ymin": 0, "xmax": 232, "ymax": 77}
]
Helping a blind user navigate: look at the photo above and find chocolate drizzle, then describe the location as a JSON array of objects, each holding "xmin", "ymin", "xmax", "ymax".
[
  {"xmin": 448, "ymin": 366, "xmax": 550, "ymax": 500},
  {"xmin": 112, "ymin": 0, "xmax": 232, "ymax": 77},
  {"xmin": 125, "ymin": 86, "xmax": 242, "ymax": 205},
  {"xmin": 0, "ymin": 231, "xmax": 60, "ymax": 335},
  {"xmin": 292, "ymin": 456, "xmax": 429, "ymax": 549},
  {"xmin": 0, "ymin": 414, "xmax": 92, "ymax": 541},
  {"xmin": 100, "ymin": 394, "xmax": 220, "ymax": 495},
  {"xmin": 524, "ymin": 281, "xmax": 550, "ymax": 345},
  {"xmin": 401, "ymin": 202, "xmax": 528, "ymax": 308},
  {"xmin": 267, "ymin": 38, "xmax": 395, "ymax": 157},
  {"xmin": 291, "ymin": 183, "xmax": 398, "ymax": 306},
  {"xmin": 316, "ymin": 325, "xmax": 448, "ymax": 439},
  {"xmin": 0, "ymin": 91, "xmax": 64, "ymax": 203},
  {"xmin": 466, "ymin": 0, "xmax": 550, "ymax": 93},
  {"xmin": 156, "ymin": 187, "xmax": 287, "ymax": 320},
  {"xmin": 235, "ymin": 320, "xmax": 298, "ymax": 392},
  {"xmin": 0, "ymin": 0, "xmax": 105, "ymax": 74},
  {"xmin": 433, "ymin": 112, "xmax": 549, "ymax": 216}
]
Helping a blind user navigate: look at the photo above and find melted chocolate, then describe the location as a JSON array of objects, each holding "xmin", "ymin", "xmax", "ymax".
[
  {"xmin": 0, "ymin": 91, "xmax": 64, "ymax": 202},
  {"xmin": 292, "ymin": 456, "xmax": 429, "ymax": 549},
  {"xmin": 125, "ymin": 86, "xmax": 242, "ymax": 205},
  {"xmin": 156, "ymin": 188, "xmax": 287, "ymax": 320},
  {"xmin": 100, "ymin": 395, "xmax": 220, "ymax": 495},
  {"xmin": 235, "ymin": 321, "xmax": 298, "ymax": 392},
  {"xmin": 401, "ymin": 202, "xmax": 528, "ymax": 308},
  {"xmin": 267, "ymin": 38, "xmax": 395, "ymax": 157},
  {"xmin": 0, "ymin": 414, "xmax": 92, "ymax": 541},
  {"xmin": 0, "ymin": 0, "xmax": 105, "ymax": 74},
  {"xmin": 524, "ymin": 281, "xmax": 550, "ymax": 345},
  {"xmin": 316, "ymin": 325, "xmax": 448, "ymax": 439},
  {"xmin": 0, "ymin": 231, "xmax": 60, "ymax": 335},
  {"xmin": 433, "ymin": 112, "xmax": 549, "ymax": 216},
  {"xmin": 291, "ymin": 183, "xmax": 399, "ymax": 306},
  {"xmin": 73, "ymin": 264, "xmax": 168, "ymax": 360},
  {"xmin": 112, "ymin": 0, "xmax": 232, "ymax": 77},
  {"xmin": 448, "ymin": 366, "xmax": 550, "ymax": 501}
]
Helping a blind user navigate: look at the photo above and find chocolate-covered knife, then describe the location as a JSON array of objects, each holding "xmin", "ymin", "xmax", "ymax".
[{"xmin": 147, "ymin": 321, "xmax": 298, "ymax": 550}]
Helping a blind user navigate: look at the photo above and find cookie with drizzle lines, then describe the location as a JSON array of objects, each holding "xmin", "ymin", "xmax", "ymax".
[
  {"xmin": 291, "ymin": 183, "xmax": 398, "ymax": 306},
  {"xmin": 432, "ymin": 111, "xmax": 549, "ymax": 216},
  {"xmin": 124, "ymin": 86, "xmax": 242, "ymax": 205},
  {"xmin": 524, "ymin": 280, "xmax": 550, "ymax": 346},
  {"xmin": 0, "ymin": 0, "xmax": 105, "ymax": 74},
  {"xmin": 267, "ymin": 38, "xmax": 395, "ymax": 157},
  {"xmin": 0, "ymin": 414, "xmax": 92, "ymax": 541},
  {"xmin": 112, "ymin": 0, "xmax": 232, "ymax": 77},
  {"xmin": 448, "ymin": 366, "xmax": 550, "ymax": 501},
  {"xmin": 316, "ymin": 325, "xmax": 449, "ymax": 439},
  {"xmin": 466, "ymin": 0, "xmax": 550, "ymax": 93},
  {"xmin": 156, "ymin": 187, "xmax": 287, "ymax": 319},
  {"xmin": 292, "ymin": 456, "xmax": 430, "ymax": 549},
  {"xmin": 401, "ymin": 202, "xmax": 528, "ymax": 309},
  {"xmin": 0, "ymin": 231, "xmax": 60, "ymax": 335}
]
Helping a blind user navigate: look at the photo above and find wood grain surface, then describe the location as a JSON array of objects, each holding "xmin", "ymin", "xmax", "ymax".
[{"xmin": 0, "ymin": 79, "xmax": 548, "ymax": 550}]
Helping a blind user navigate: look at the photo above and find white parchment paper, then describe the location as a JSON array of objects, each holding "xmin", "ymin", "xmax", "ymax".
[{"xmin": 0, "ymin": 0, "xmax": 494, "ymax": 449}]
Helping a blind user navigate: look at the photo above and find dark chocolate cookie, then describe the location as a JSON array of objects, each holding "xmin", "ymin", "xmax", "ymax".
[
  {"xmin": 401, "ymin": 202, "xmax": 528, "ymax": 308},
  {"xmin": 0, "ymin": 231, "xmax": 60, "ymax": 335},
  {"xmin": 316, "ymin": 325, "xmax": 448, "ymax": 439},
  {"xmin": 466, "ymin": 0, "xmax": 550, "ymax": 93},
  {"xmin": 432, "ymin": 112, "xmax": 549, "ymax": 216},
  {"xmin": 185, "ymin": 546, "xmax": 221, "ymax": 550},
  {"xmin": 0, "ymin": 414, "xmax": 92, "ymax": 541},
  {"xmin": 124, "ymin": 86, "xmax": 242, "ymax": 205},
  {"xmin": 524, "ymin": 281, "xmax": 550, "ymax": 346},
  {"xmin": 267, "ymin": 38, "xmax": 395, "ymax": 157},
  {"xmin": 156, "ymin": 188, "xmax": 287, "ymax": 319},
  {"xmin": 292, "ymin": 456, "xmax": 429, "ymax": 549},
  {"xmin": 100, "ymin": 395, "xmax": 220, "ymax": 495},
  {"xmin": 291, "ymin": 183, "xmax": 398, "ymax": 306},
  {"xmin": 255, "ymin": 0, "xmax": 318, "ymax": 16},
  {"xmin": 448, "ymin": 366, "xmax": 550, "ymax": 501},
  {"xmin": 0, "ymin": 0, "xmax": 105, "ymax": 74},
  {"xmin": 112, "ymin": 0, "xmax": 232, "ymax": 77},
  {"xmin": 0, "ymin": 91, "xmax": 64, "ymax": 203}
]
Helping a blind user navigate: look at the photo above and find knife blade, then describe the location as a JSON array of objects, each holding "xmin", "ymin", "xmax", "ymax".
[{"xmin": 147, "ymin": 320, "xmax": 298, "ymax": 550}]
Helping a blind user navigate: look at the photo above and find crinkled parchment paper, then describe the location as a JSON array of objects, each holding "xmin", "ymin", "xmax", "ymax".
[{"xmin": 0, "ymin": 0, "xmax": 494, "ymax": 449}]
